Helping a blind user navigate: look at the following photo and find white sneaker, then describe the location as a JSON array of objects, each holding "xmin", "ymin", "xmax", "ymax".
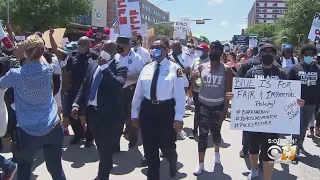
[
  {"xmin": 193, "ymin": 163, "xmax": 204, "ymax": 175},
  {"xmin": 247, "ymin": 168, "xmax": 258, "ymax": 180},
  {"xmin": 214, "ymin": 152, "xmax": 221, "ymax": 164}
]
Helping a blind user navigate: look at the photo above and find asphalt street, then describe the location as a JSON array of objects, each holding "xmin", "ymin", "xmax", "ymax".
[{"xmin": 2, "ymin": 107, "xmax": 320, "ymax": 180}]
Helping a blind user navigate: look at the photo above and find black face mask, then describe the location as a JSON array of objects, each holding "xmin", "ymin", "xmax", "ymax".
[
  {"xmin": 209, "ymin": 52, "xmax": 221, "ymax": 62},
  {"xmin": 117, "ymin": 45, "xmax": 124, "ymax": 54},
  {"xmin": 172, "ymin": 50, "xmax": 182, "ymax": 56},
  {"xmin": 200, "ymin": 53, "xmax": 208, "ymax": 60},
  {"xmin": 261, "ymin": 55, "xmax": 274, "ymax": 65}
]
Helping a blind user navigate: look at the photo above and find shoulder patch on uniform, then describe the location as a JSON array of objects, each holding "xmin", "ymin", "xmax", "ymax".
[{"xmin": 177, "ymin": 68, "xmax": 183, "ymax": 77}]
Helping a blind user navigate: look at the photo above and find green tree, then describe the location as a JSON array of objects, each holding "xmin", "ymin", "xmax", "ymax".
[
  {"xmin": 154, "ymin": 24, "xmax": 171, "ymax": 37},
  {"xmin": 199, "ymin": 35, "xmax": 210, "ymax": 44},
  {"xmin": 0, "ymin": 0, "xmax": 92, "ymax": 33},
  {"xmin": 276, "ymin": 0, "xmax": 320, "ymax": 46},
  {"xmin": 245, "ymin": 23, "xmax": 277, "ymax": 38}
]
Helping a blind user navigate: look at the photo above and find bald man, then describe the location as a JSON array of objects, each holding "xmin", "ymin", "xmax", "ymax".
[
  {"xmin": 62, "ymin": 36, "xmax": 99, "ymax": 146},
  {"xmin": 72, "ymin": 41, "xmax": 128, "ymax": 180}
]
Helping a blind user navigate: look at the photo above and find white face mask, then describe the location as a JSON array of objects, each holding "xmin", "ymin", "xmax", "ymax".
[
  {"xmin": 100, "ymin": 50, "xmax": 111, "ymax": 61},
  {"xmin": 195, "ymin": 50, "xmax": 202, "ymax": 56}
]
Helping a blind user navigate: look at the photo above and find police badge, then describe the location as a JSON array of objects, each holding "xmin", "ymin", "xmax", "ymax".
[
  {"xmin": 88, "ymin": 57, "xmax": 93, "ymax": 63},
  {"xmin": 177, "ymin": 68, "xmax": 183, "ymax": 77},
  {"xmin": 128, "ymin": 59, "xmax": 132, "ymax": 64}
]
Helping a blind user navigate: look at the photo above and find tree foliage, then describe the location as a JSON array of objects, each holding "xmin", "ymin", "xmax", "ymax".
[
  {"xmin": 277, "ymin": 0, "xmax": 320, "ymax": 46},
  {"xmin": 245, "ymin": 23, "xmax": 277, "ymax": 38},
  {"xmin": 199, "ymin": 35, "xmax": 210, "ymax": 44},
  {"xmin": 0, "ymin": 0, "xmax": 92, "ymax": 33},
  {"xmin": 154, "ymin": 24, "xmax": 171, "ymax": 37}
]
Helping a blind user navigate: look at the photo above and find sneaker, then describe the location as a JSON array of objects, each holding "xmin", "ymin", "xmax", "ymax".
[
  {"xmin": 239, "ymin": 148, "xmax": 248, "ymax": 158},
  {"xmin": 214, "ymin": 152, "xmax": 221, "ymax": 164},
  {"xmin": 193, "ymin": 163, "xmax": 204, "ymax": 175},
  {"xmin": 247, "ymin": 168, "xmax": 258, "ymax": 180},
  {"xmin": 2, "ymin": 162, "xmax": 17, "ymax": 180}
]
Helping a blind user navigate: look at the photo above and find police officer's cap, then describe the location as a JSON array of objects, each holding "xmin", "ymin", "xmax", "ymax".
[
  {"xmin": 260, "ymin": 43, "xmax": 277, "ymax": 54},
  {"xmin": 300, "ymin": 43, "xmax": 318, "ymax": 55},
  {"xmin": 116, "ymin": 36, "xmax": 130, "ymax": 44}
]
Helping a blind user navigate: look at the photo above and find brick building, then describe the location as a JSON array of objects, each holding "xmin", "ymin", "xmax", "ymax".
[
  {"xmin": 247, "ymin": 0, "xmax": 288, "ymax": 27},
  {"xmin": 75, "ymin": 0, "xmax": 170, "ymax": 28}
]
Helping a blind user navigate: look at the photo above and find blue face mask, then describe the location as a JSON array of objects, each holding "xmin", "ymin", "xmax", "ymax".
[
  {"xmin": 304, "ymin": 56, "xmax": 313, "ymax": 64},
  {"xmin": 152, "ymin": 47, "xmax": 163, "ymax": 61}
]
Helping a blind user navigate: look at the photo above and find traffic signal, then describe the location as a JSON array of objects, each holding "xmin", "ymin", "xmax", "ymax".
[{"xmin": 196, "ymin": 20, "xmax": 205, "ymax": 24}]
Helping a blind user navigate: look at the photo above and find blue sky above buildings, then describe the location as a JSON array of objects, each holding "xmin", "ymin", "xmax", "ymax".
[{"xmin": 149, "ymin": 0, "xmax": 256, "ymax": 41}]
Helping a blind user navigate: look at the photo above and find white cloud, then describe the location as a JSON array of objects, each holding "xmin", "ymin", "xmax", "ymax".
[
  {"xmin": 220, "ymin": 20, "xmax": 230, "ymax": 26},
  {"xmin": 208, "ymin": 0, "xmax": 224, "ymax": 5},
  {"xmin": 238, "ymin": 24, "xmax": 248, "ymax": 29}
]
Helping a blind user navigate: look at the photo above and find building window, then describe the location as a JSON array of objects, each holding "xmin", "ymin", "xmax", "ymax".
[
  {"xmin": 264, "ymin": 20, "xmax": 266, "ymax": 23},
  {"xmin": 142, "ymin": 4, "xmax": 145, "ymax": 9},
  {"xmin": 272, "ymin": 15, "xmax": 277, "ymax": 18},
  {"xmin": 256, "ymin": 2, "xmax": 259, "ymax": 6},
  {"xmin": 273, "ymin": 3, "xmax": 277, "ymax": 7},
  {"xmin": 113, "ymin": 5, "xmax": 117, "ymax": 11},
  {"xmin": 75, "ymin": 15, "xmax": 92, "ymax": 26}
]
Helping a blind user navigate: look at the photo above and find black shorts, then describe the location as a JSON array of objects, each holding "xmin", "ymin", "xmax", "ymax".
[{"xmin": 249, "ymin": 132, "xmax": 279, "ymax": 162}]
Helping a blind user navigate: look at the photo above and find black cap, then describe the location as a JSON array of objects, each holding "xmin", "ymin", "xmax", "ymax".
[
  {"xmin": 116, "ymin": 36, "xmax": 130, "ymax": 44},
  {"xmin": 300, "ymin": 43, "xmax": 318, "ymax": 55},
  {"xmin": 260, "ymin": 43, "xmax": 277, "ymax": 53},
  {"xmin": 34, "ymin": 31, "xmax": 43, "ymax": 38},
  {"xmin": 210, "ymin": 40, "xmax": 224, "ymax": 51}
]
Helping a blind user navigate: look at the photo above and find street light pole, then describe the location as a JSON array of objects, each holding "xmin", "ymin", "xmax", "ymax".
[{"xmin": 156, "ymin": 0, "xmax": 173, "ymax": 6}]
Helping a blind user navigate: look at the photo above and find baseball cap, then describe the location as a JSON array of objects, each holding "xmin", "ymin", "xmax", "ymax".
[
  {"xmin": 197, "ymin": 43, "xmax": 209, "ymax": 49},
  {"xmin": 260, "ymin": 43, "xmax": 277, "ymax": 53}
]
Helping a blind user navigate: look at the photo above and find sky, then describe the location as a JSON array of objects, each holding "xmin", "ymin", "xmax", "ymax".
[{"xmin": 148, "ymin": 0, "xmax": 256, "ymax": 42}]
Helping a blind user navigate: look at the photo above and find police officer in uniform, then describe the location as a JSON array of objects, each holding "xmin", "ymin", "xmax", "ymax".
[
  {"xmin": 131, "ymin": 36, "xmax": 185, "ymax": 180},
  {"xmin": 170, "ymin": 40, "xmax": 193, "ymax": 92},
  {"xmin": 63, "ymin": 36, "xmax": 99, "ymax": 146},
  {"xmin": 115, "ymin": 36, "xmax": 144, "ymax": 150},
  {"xmin": 131, "ymin": 34, "xmax": 151, "ymax": 64}
]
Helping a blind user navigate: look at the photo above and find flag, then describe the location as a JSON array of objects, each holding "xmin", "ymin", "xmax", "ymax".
[
  {"xmin": 0, "ymin": 22, "xmax": 13, "ymax": 49},
  {"xmin": 111, "ymin": 20, "xmax": 119, "ymax": 28}
]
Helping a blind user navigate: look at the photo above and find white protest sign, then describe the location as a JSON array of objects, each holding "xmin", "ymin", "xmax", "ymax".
[
  {"xmin": 109, "ymin": 28, "xmax": 119, "ymax": 42},
  {"xmin": 141, "ymin": 23, "xmax": 148, "ymax": 38},
  {"xmin": 116, "ymin": 0, "xmax": 142, "ymax": 37},
  {"xmin": 230, "ymin": 78, "xmax": 301, "ymax": 135},
  {"xmin": 308, "ymin": 12, "xmax": 320, "ymax": 43},
  {"xmin": 173, "ymin": 17, "xmax": 190, "ymax": 40}
]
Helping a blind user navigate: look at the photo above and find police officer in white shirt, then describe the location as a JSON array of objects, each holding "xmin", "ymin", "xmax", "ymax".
[
  {"xmin": 115, "ymin": 36, "xmax": 144, "ymax": 150},
  {"xmin": 131, "ymin": 36, "xmax": 185, "ymax": 180},
  {"xmin": 170, "ymin": 40, "xmax": 193, "ymax": 92},
  {"xmin": 131, "ymin": 34, "xmax": 151, "ymax": 64}
]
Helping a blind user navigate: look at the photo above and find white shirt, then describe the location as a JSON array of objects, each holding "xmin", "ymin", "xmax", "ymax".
[
  {"xmin": 170, "ymin": 52, "xmax": 193, "ymax": 87},
  {"xmin": 132, "ymin": 46, "xmax": 151, "ymax": 64},
  {"xmin": 131, "ymin": 58, "xmax": 186, "ymax": 121},
  {"xmin": 87, "ymin": 62, "xmax": 111, "ymax": 106},
  {"xmin": 282, "ymin": 57, "xmax": 299, "ymax": 69},
  {"xmin": 189, "ymin": 53, "xmax": 199, "ymax": 62},
  {"xmin": 0, "ymin": 89, "xmax": 8, "ymax": 137},
  {"xmin": 116, "ymin": 50, "xmax": 144, "ymax": 88}
]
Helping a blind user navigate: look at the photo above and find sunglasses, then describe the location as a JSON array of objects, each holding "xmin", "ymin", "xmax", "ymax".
[
  {"xmin": 77, "ymin": 43, "xmax": 85, "ymax": 47},
  {"xmin": 187, "ymin": 45, "xmax": 195, "ymax": 49}
]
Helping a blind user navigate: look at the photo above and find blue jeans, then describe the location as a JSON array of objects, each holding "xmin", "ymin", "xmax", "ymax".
[
  {"xmin": 16, "ymin": 124, "xmax": 66, "ymax": 180},
  {"xmin": 0, "ymin": 154, "xmax": 15, "ymax": 171}
]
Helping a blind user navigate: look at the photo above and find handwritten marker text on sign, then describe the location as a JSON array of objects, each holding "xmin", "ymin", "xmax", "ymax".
[{"xmin": 230, "ymin": 78, "xmax": 301, "ymax": 135}]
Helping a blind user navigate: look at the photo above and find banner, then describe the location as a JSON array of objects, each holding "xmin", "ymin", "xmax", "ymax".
[
  {"xmin": 230, "ymin": 78, "xmax": 301, "ymax": 134},
  {"xmin": 116, "ymin": 0, "xmax": 142, "ymax": 37},
  {"xmin": 233, "ymin": 35, "xmax": 249, "ymax": 45},
  {"xmin": 308, "ymin": 12, "xmax": 320, "ymax": 43},
  {"xmin": 173, "ymin": 17, "xmax": 190, "ymax": 40}
]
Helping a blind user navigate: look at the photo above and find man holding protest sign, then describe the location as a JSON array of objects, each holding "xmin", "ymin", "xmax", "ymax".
[
  {"xmin": 288, "ymin": 43, "xmax": 320, "ymax": 153},
  {"xmin": 227, "ymin": 44, "xmax": 305, "ymax": 180}
]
